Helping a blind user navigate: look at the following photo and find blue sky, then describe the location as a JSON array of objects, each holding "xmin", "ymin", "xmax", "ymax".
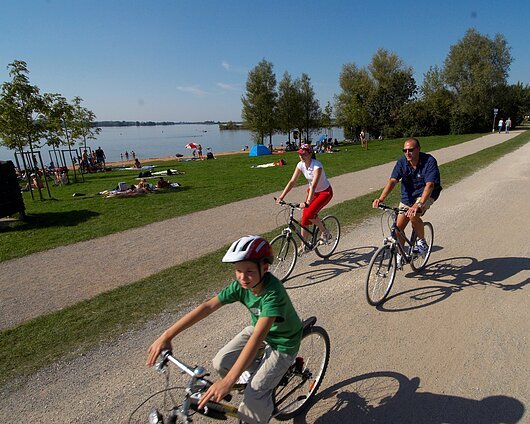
[{"xmin": 1, "ymin": 0, "xmax": 529, "ymax": 122}]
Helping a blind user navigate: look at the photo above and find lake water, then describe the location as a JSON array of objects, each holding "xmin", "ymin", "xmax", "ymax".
[{"xmin": 0, "ymin": 124, "xmax": 344, "ymax": 163}]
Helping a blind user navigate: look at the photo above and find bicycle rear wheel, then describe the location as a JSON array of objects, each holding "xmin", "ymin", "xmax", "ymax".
[
  {"xmin": 270, "ymin": 234, "xmax": 297, "ymax": 282},
  {"xmin": 273, "ymin": 326, "xmax": 330, "ymax": 420},
  {"xmin": 314, "ymin": 215, "xmax": 341, "ymax": 259},
  {"xmin": 410, "ymin": 222, "xmax": 434, "ymax": 272},
  {"xmin": 365, "ymin": 244, "xmax": 397, "ymax": 306}
]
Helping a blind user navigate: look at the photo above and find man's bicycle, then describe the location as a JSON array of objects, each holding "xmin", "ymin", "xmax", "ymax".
[
  {"xmin": 128, "ymin": 317, "xmax": 330, "ymax": 423},
  {"xmin": 365, "ymin": 203, "xmax": 434, "ymax": 306},
  {"xmin": 270, "ymin": 199, "xmax": 341, "ymax": 282}
]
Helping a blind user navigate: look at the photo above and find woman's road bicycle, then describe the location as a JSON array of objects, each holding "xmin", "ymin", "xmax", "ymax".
[
  {"xmin": 270, "ymin": 199, "xmax": 341, "ymax": 282},
  {"xmin": 129, "ymin": 317, "xmax": 330, "ymax": 423},
  {"xmin": 365, "ymin": 203, "xmax": 434, "ymax": 306}
]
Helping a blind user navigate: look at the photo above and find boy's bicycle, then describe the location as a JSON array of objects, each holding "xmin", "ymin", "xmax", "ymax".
[
  {"xmin": 128, "ymin": 317, "xmax": 330, "ymax": 423},
  {"xmin": 365, "ymin": 203, "xmax": 434, "ymax": 306},
  {"xmin": 270, "ymin": 199, "xmax": 341, "ymax": 282}
]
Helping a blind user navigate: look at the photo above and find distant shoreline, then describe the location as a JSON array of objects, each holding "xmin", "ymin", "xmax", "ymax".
[{"xmin": 92, "ymin": 120, "xmax": 235, "ymax": 128}]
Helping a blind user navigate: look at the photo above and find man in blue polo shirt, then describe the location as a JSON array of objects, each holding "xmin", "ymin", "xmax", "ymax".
[{"xmin": 372, "ymin": 137, "xmax": 442, "ymax": 257}]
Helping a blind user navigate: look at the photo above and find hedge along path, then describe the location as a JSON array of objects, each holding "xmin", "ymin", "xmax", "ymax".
[{"xmin": 0, "ymin": 131, "xmax": 521, "ymax": 329}]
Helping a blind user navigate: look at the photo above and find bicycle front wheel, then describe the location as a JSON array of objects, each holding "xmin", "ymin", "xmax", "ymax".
[
  {"xmin": 128, "ymin": 387, "xmax": 187, "ymax": 424},
  {"xmin": 365, "ymin": 244, "xmax": 397, "ymax": 306},
  {"xmin": 410, "ymin": 222, "xmax": 434, "ymax": 272},
  {"xmin": 314, "ymin": 215, "xmax": 341, "ymax": 259},
  {"xmin": 270, "ymin": 234, "xmax": 298, "ymax": 282},
  {"xmin": 273, "ymin": 326, "xmax": 330, "ymax": 421}
]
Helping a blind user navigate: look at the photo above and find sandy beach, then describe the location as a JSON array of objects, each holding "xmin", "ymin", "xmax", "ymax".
[{"xmin": 104, "ymin": 149, "xmax": 251, "ymax": 167}]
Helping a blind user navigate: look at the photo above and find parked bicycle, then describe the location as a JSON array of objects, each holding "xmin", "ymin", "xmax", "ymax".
[
  {"xmin": 270, "ymin": 199, "xmax": 341, "ymax": 282},
  {"xmin": 128, "ymin": 317, "xmax": 330, "ymax": 423},
  {"xmin": 365, "ymin": 203, "xmax": 434, "ymax": 306}
]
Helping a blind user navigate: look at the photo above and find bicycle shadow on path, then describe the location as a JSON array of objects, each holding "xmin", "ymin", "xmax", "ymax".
[
  {"xmin": 376, "ymin": 256, "xmax": 530, "ymax": 312},
  {"xmin": 283, "ymin": 246, "xmax": 377, "ymax": 289},
  {"xmin": 292, "ymin": 370, "xmax": 525, "ymax": 423}
]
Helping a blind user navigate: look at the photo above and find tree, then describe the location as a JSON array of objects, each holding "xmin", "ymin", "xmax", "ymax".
[
  {"xmin": 334, "ymin": 63, "xmax": 372, "ymax": 139},
  {"xmin": 0, "ymin": 60, "xmax": 47, "ymax": 198},
  {"xmin": 321, "ymin": 101, "xmax": 333, "ymax": 134},
  {"xmin": 241, "ymin": 59, "xmax": 277, "ymax": 144},
  {"xmin": 416, "ymin": 65, "xmax": 454, "ymax": 135},
  {"xmin": 443, "ymin": 28, "xmax": 513, "ymax": 133},
  {"xmin": 296, "ymin": 73, "xmax": 321, "ymax": 143},
  {"xmin": 277, "ymin": 71, "xmax": 302, "ymax": 144},
  {"xmin": 43, "ymin": 93, "xmax": 76, "ymax": 150},
  {"xmin": 71, "ymin": 96, "xmax": 101, "ymax": 151},
  {"xmin": 366, "ymin": 48, "xmax": 416, "ymax": 137}
]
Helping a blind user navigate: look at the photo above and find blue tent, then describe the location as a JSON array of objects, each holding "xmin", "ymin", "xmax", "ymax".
[
  {"xmin": 316, "ymin": 134, "xmax": 328, "ymax": 145},
  {"xmin": 248, "ymin": 144, "xmax": 272, "ymax": 156}
]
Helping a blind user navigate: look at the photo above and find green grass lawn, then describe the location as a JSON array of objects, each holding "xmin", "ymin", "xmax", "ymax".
[
  {"xmin": 0, "ymin": 131, "xmax": 528, "ymax": 387},
  {"xmin": 0, "ymin": 133, "xmax": 479, "ymax": 262}
]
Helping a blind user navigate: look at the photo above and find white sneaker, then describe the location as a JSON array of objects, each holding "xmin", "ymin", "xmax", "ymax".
[
  {"xmin": 319, "ymin": 230, "xmax": 332, "ymax": 244},
  {"xmin": 413, "ymin": 239, "xmax": 429, "ymax": 256},
  {"xmin": 298, "ymin": 245, "xmax": 310, "ymax": 256}
]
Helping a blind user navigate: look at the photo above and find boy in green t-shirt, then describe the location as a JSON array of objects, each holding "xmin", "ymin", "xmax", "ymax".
[{"xmin": 147, "ymin": 235, "xmax": 303, "ymax": 423}]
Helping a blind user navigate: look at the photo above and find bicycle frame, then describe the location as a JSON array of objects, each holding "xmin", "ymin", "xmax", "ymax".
[
  {"xmin": 157, "ymin": 351, "xmax": 240, "ymax": 423},
  {"xmin": 381, "ymin": 205, "xmax": 417, "ymax": 264},
  {"xmin": 279, "ymin": 202, "xmax": 319, "ymax": 249}
]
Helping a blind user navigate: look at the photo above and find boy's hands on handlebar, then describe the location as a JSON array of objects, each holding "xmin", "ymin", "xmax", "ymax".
[
  {"xmin": 146, "ymin": 336, "xmax": 173, "ymax": 367},
  {"xmin": 198, "ymin": 377, "xmax": 234, "ymax": 410}
]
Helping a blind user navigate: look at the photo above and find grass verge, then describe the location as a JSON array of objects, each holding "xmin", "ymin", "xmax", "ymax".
[
  {"xmin": 0, "ymin": 131, "xmax": 528, "ymax": 387},
  {"xmin": 0, "ymin": 134, "xmax": 479, "ymax": 262}
]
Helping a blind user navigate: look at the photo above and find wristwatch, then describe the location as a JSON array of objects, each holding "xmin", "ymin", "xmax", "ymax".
[{"xmin": 416, "ymin": 201, "xmax": 424, "ymax": 208}]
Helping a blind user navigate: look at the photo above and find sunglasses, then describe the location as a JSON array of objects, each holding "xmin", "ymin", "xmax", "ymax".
[{"xmin": 402, "ymin": 148, "xmax": 416, "ymax": 153}]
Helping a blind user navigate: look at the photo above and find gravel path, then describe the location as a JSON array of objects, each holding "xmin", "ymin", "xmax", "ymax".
[
  {"xmin": 0, "ymin": 131, "xmax": 521, "ymax": 330},
  {"xmin": 0, "ymin": 135, "xmax": 528, "ymax": 423}
]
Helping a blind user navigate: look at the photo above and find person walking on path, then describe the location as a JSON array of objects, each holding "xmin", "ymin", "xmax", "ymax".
[
  {"xmin": 360, "ymin": 129, "xmax": 368, "ymax": 150},
  {"xmin": 498, "ymin": 118, "xmax": 504, "ymax": 134},
  {"xmin": 372, "ymin": 137, "xmax": 442, "ymax": 263},
  {"xmin": 277, "ymin": 143, "xmax": 333, "ymax": 255},
  {"xmin": 505, "ymin": 117, "xmax": 512, "ymax": 133}
]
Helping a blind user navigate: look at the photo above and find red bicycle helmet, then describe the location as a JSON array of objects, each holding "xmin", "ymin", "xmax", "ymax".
[{"xmin": 222, "ymin": 235, "xmax": 274, "ymax": 264}]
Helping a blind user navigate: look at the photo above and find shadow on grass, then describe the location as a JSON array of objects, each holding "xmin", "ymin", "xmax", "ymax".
[{"xmin": 0, "ymin": 209, "xmax": 100, "ymax": 232}]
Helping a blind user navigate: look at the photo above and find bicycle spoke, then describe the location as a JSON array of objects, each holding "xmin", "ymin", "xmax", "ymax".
[
  {"xmin": 314, "ymin": 215, "xmax": 341, "ymax": 259},
  {"xmin": 273, "ymin": 326, "xmax": 330, "ymax": 420},
  {"xmin": 366, "ymin": 245, "xmax": 396, "ymax": 305},
  {"xmin": 410, "ymin": 222, "xmax": 434, "ymax": 272},
  {"xmin": 270, "ymin": 234, "xmax": 297, "ymax": 282}
]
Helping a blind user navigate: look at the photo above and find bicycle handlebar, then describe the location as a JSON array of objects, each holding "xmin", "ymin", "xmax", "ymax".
[
  {"xmin": 377, "ymin": 202, "xmax": 409, "ymax": 213},
  {"xmin": 159, "ymin": 349, "xmax": 232, "ymax": 402},
  {"xmin": 274, "ymin": 197, "xmax": 301, "ymax": 209}
]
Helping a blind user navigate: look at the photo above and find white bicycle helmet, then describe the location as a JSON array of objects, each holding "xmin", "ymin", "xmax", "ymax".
[{"xmin": 222, "ymin": 235, "xmax": 274, "ymax": 264}]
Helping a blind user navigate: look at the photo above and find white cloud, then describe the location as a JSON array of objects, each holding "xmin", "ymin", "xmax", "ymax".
[
  {"xmin": 176, "ymin": 86, "xmax": 209, "ymax": 97},
  {"xmin": 217, "ymin": 82, "xmax": 239, "ymax": 91},
  {"xmin": 221, "ymin": 61, "xmax": 247, "ymax": 74}
]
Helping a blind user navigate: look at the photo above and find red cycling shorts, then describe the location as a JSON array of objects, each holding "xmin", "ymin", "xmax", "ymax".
[{"xmin": 301, "ymin": 185, "xmax": 333, "ymax": 226}]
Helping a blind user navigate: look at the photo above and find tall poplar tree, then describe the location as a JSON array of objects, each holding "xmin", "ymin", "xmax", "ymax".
[
  {"xmin": 277, "ymin": 71, "xmax": 302, "ymax": 144},
  {"xmin": 241, "ymin": 59, "xmax": 277, "ymax": 145}
]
